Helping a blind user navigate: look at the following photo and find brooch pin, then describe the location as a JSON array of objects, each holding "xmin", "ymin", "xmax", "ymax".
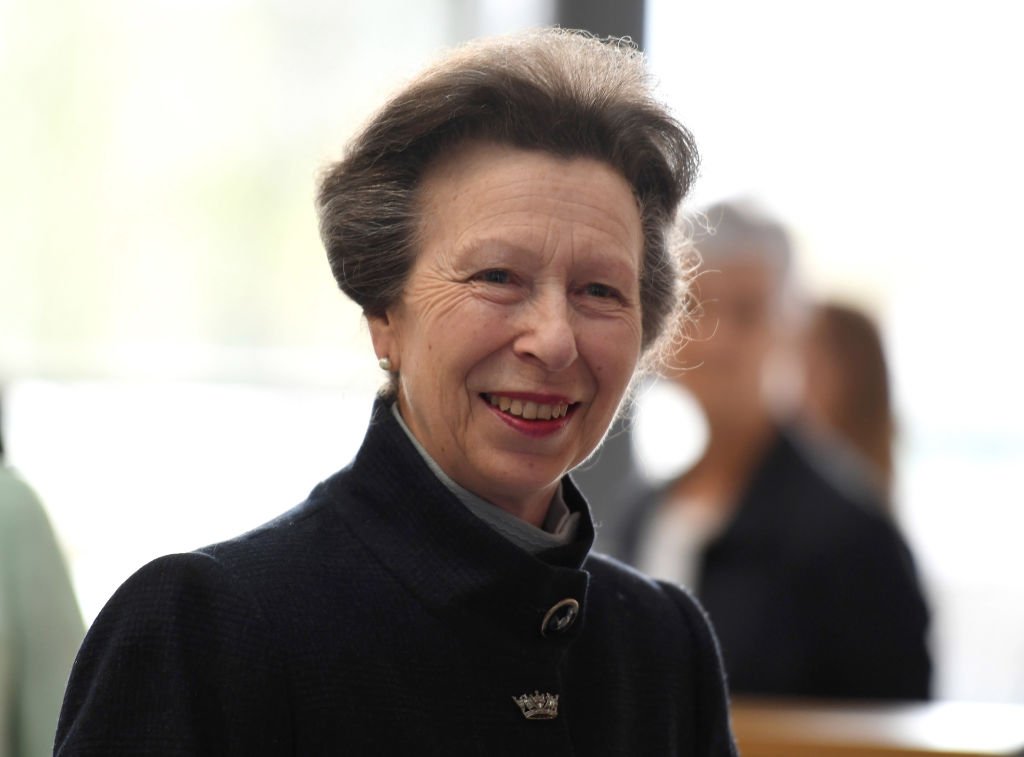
[{"xmin": 512, "ymin": 690, "xmax": 559, "ymax": 720}]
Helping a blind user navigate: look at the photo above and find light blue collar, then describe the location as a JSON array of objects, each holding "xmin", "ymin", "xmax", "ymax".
[{"xmin": 391, "ymin": 403, "xmax": 579, "ymax": 554}]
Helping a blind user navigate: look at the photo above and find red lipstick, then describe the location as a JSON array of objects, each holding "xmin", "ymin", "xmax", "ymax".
[{"xmin": 480, "ymin": 392, "xmax": 577, "ymax": 438}]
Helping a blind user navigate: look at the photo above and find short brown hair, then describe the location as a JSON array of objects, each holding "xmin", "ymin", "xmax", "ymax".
[{"xmin": 317, "ymin": 28, "xmax": 698, "ymax": 354}]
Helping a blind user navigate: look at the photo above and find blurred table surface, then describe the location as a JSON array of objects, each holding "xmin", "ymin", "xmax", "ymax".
[{"xmin": 730, "ymin": 698, "xmax": 1024, "ymax": 757}]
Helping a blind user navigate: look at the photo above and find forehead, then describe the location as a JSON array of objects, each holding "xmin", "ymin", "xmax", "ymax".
[{"xmin": 414, "ymin": 141, "xmax": 643, "ymax": 263}]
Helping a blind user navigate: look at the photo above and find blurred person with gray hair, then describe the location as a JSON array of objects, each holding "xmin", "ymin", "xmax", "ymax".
[{"xmin": 614, "ymin": 200, "xmax": 932, "ymax": 700}]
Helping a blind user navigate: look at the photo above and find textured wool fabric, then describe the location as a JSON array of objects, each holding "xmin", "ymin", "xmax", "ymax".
[
  {"xmin": 617, "ymin": 427, "xmax": 932, "ymax": 701},
  {"xmin": 56, "ymin": 400, "xmax": 737, "ymax": 755}
]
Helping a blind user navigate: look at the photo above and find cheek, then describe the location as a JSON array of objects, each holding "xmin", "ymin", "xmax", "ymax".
[
  {"xmin": 427, "ymin": 311, "xmax": 509, "ymax": 387},
  {"xmin": 587, "ymin": 331, "xmax": 640, "ymax": 389}
]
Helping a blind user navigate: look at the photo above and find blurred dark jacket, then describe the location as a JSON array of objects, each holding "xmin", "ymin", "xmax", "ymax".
[{"xmin": 616, "ymin": 425, "xmax": 932, "ymax": 700}]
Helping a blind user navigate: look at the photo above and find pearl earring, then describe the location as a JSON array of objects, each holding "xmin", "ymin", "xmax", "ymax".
[{"xmin": 378, "ymin": 357, "xmax": 392, "ymax": 371}]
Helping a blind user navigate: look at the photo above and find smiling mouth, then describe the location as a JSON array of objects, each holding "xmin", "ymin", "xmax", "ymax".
[{"xmin": 482, "ymin": 393, "xmax": 574, "ymax": 420}]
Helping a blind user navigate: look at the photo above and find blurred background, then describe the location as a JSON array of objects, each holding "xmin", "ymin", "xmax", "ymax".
[{"xmin": 2, "ymin": 0, "xmax": 1022, "ymax": 703}]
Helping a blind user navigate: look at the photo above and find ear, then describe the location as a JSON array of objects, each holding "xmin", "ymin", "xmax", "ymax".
[{"xmin": 367, "ymin": 310, "xmax": 400, "ymax": 371}]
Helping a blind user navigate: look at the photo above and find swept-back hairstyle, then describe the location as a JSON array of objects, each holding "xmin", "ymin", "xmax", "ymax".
[{"xmin": 316, "ymin": 28, "xmax": 698, "ymax": 356}]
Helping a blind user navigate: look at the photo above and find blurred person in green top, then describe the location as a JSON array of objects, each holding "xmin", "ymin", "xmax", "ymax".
[{"xmin": 1, "ymin": 397, "xmax": 84, "ymax": 757}]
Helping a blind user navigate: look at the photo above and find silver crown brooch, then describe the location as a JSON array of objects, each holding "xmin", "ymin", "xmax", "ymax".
[{"xmin": 512, "ymin": 690, "xmax": 559, "ymax": 720}]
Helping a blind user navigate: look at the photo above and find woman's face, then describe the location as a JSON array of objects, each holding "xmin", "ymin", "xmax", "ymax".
[
  {"xmin": 667, "ymin": 259, "xmax": 782, "ymax": 424},
  {"xmin": 369, "ymin": 141, "xmax": 644, "ymax": 521}
]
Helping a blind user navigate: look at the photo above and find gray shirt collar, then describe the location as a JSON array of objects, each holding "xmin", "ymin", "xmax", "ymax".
[{"xmin": 391, "ymin": 403, "xmax": 580, "ymax": 554}]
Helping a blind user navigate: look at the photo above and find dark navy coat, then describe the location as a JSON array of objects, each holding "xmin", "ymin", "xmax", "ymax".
[{"xmin": 56, "ymin": 400, "xmax": 736, "ymax": 755}]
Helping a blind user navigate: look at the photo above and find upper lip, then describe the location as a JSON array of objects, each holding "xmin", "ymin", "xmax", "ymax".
[{"xmin": 483, "ymin": 391, "xmax": 576, "ymax": 405}]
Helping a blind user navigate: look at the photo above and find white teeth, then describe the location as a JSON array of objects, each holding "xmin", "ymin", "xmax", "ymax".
[{"xmin": 486, "ymin": 394, "xmax": 571, "ymax": 420}]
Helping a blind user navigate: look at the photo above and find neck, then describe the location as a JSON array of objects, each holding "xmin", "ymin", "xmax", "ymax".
[
  {"xmin": 389, "ymin": 400, "xmax": 557, "ymax": 528},
  {"xmin": 497, "ymin": 486, "xmax": 558, "ymax": 528}
]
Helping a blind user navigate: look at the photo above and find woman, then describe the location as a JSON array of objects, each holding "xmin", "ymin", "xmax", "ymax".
[
  {"xmin": 618, "ymin": 201, "xmax": 930, "ymax": 701},
  {"xmin": 56, "ymin": 30, "xmax": 736, "ymax": 755}
]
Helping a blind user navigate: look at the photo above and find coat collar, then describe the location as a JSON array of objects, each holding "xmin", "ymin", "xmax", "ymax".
[{"xmin": 321, "ymin": 398, "xmax": 595, "ymax": 645}]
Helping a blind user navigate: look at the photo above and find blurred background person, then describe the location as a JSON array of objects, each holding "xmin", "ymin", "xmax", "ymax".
[
  {"xmin": 799, "ymin": 300, "xmax": 896, "ymax": 510},
  {"xmin": 614, "ymin": 200, "xmax": 932, "ymax": 700},
  {"xmin": 0, "ymin": 393, "xmax": 84, "ymax": 756}
]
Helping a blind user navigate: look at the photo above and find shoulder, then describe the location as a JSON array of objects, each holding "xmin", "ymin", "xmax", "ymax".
[
  {"xmin": 761, "ymin": 434, "xmax": 923, "ymax": 595},
  {"xmin": 57, "ymin": 550, "xmax": 292, "ymax": 753},
  {"xmin": 584, "ymin": 551, "xmax": 716, "ymax": 642},
  {"xmin": 583, "ymin": 552, "xmax": 737, "ymax": 754},
  {"xmin": 58, "ymin": 465, "xmax": 363, "ymax": 754},
  {"xmin": 85, "ymin": 471, "xmax": 356, "ymax": 660},
  {"xmin": 64, "ymin": 549, "xmax": 280, "ymax": 696},
  {"xmin": 88, "ymin": 550, "xmax": 272, "ymax": 651},
  {"xmin": 197, "ymin": 466, "xmax": 360, "ymax": 581},
  {"xmin": 755, "ymin": 429, "xmax": 899, "ymax": 546},
  {"xmin": 84, "ymin": 464, "xmax": 367, "ymax": 653},
  {"xmin": 584, "ymin": 550, "xmax": 680, "ymax": 598}
]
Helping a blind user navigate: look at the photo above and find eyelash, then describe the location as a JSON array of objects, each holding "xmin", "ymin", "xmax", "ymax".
[
  {"xmin": 583, "ymin": 282, "xmax": 618, "ymax": 300},
  {"xmin": 472, "ymin": 269, "xmax": 626, "ymax": 304},
  {"xmin": 476, "ymin": 269, "xmax": 512, "ymax": 285}
]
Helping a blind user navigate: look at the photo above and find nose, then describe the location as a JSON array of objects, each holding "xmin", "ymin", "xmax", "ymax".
[{"xmin": 513, "ymin": 291, "xmax": 579, "ymax": 372}]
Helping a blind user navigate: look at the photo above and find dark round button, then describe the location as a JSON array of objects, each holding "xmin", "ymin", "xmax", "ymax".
[{"xmin": 541, "ymin": 598, "xmax": 579, "ymax": 637}]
